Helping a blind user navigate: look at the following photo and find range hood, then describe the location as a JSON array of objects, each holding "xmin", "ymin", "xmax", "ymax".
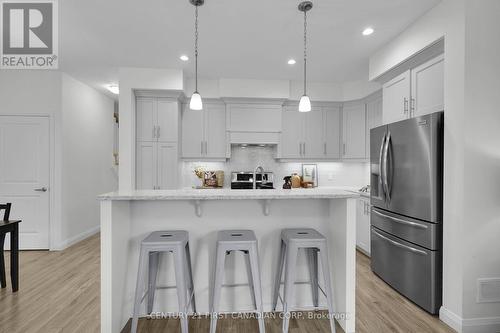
[{"xmin": 225, "ymin": 99, "xmax": 283, "ymax": 145}]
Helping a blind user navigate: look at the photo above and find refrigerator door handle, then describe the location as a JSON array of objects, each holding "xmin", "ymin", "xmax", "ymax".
[
  {"xmin": 372, "ymin": 229, "xmax": 428, "ymax": 256},
  {"xmin": 378, "ymin": 133, "xmax": 387, "ymax": 199},
  {"xmin": 383, "ymin": 132, "xmax": 391, "ymax": 202},
  {"xmin": 372, "ymin": 209, "xmax": 428, "ymax": 229}
]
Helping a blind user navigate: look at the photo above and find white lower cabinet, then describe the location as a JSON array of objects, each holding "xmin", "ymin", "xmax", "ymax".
[
  {"xmin": 136, "ymin": 142, "xmax": 178, "ymax": 190},
  {"xmin": 356, "ymin": 196, "xmax": 371, "ymax": 255}
]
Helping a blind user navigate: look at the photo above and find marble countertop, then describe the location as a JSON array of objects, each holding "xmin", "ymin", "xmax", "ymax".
[{"xmin": 98, "ymin": 187, "xmax": 360, "ymax": 201}]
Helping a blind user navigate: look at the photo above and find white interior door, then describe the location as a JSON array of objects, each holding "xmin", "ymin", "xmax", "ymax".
[{"xmin": 0, "ymin": 116, "xmax": 50, "ymax": 249}]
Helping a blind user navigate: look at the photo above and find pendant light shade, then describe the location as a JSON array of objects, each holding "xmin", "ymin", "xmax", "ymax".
[
  {"xmin": 189, "ymin": 0, "xmax": 204, "ymax": 110},
  {"xmin": 299, "ymin": 95, "xmax": 311, "ymax": 112},
  {"xmin": 298, "ymin": 1, "xmax": 313, "ymax": 112},
  {"xmin": 190, "ymin": 91, "xmax": 203, "ymax": 110}
]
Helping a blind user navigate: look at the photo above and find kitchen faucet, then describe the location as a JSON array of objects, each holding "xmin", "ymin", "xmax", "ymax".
[{"xmin": 253, "ymin": 166, "xmax": 265, "ymax": 189}]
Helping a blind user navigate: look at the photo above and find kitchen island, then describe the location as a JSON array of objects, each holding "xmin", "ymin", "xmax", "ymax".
[{"xmin": 99, "ymin": 188, "xmax": 358, "ymax": 333}]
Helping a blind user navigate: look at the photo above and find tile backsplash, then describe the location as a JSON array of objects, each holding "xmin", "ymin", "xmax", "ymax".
[{"xmin": 181, "ymin": 145, "xmax": 370, "ymax": 189}]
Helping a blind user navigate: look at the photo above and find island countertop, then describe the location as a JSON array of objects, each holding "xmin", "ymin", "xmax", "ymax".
[{"xmin": 98, "ymin": 187, "xmax": 360, "ymax": 201}]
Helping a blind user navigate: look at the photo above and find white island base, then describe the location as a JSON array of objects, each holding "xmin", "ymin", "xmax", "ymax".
[{"xmin": 100, "ymin": 188, "xmax": 358, "ymax": 333}]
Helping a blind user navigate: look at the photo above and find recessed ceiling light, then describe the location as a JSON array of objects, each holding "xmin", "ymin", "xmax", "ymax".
[
  {"xmin": 180, "ymin": 55, "xmax": 189, "ymax": 61},
  {"xmin": 106, "ymin": 84, "xmax": 119, "ymax": 95},
  {"xmin": 287, "ymin": 59, "xmax": 296, "ymax": 65},
  {"xmin": 362, "ymin": 27, "xmax": 374, "ymax": 36}
]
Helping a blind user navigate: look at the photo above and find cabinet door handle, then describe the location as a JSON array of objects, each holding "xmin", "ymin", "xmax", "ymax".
[
  {"xmin": 303, "ymin": 142, "xmax": 306, "ymax": 156},
  {"xmin": 343, "ymin": 143, "xmax": 346, "ymax": 156},
  {"xmin": 204, "ymin": 141, "xmax": 208, "ymax": 155},
  {"xmin": 410, "ymin": 98, "xmax": 416, "ymax": 117},
  {"xmin": 299, "ymin": 142, "xmax": 302, "ymax": 156},
  {"xmin": 156, "ymin": 126, "xmax": 160, "ymax": 139},
  {"xmin": 201, "ymin": 141, "xmax": 204, "ymax": 155},
  {"xmin": 324, "ymin": 142, "xmax": 327, "ymax": 155},
  {"xmin": 404, "ymin": 98, "xmax": 409, "ymax": 116}
]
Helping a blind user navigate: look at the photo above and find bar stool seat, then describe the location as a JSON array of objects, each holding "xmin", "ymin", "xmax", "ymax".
[
  {"xmin": 210, "ymin": 230, "xmax": 265, "ymax": 333},
  {"xmin": 272, "ymin": 228, "xmax": 336, "ymax": 333},
  {"xmin": 131, "ymin": 230, "xmax": 196, "ymax": 333}
]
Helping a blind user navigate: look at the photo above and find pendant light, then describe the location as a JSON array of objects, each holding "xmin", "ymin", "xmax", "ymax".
[
  {"xmin": 189, "ymin": 0, "xmax": 204, "ymax": 110},
  {"xmin": 298, "ymin": 1, "xmax": 312, "ymax": 112}
]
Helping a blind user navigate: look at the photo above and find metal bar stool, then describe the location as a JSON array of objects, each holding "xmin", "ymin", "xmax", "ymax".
[
  {"xmin": 210, "ymin": 230, "xmax": 265, "ymax": 333},
  {"xmin": 131, "ymin": 230, "xmax": 196, "ymax": 333},
  {"xmin": 272, "ymin": 228, "xmax": 336, "ymax": 333}
]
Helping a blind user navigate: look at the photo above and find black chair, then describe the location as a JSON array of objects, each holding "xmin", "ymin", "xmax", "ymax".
[{"xmin": 0, "ymin": 203, "xmax": 21, "ymax": 292}]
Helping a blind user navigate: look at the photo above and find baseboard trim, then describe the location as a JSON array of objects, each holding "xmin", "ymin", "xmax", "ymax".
[
  {"xmin": 440, "ymin": 306, "xmax": 500, "ymax": 333},
  {"xmin": 56, "ymin": 225, "xmax": 100, "ymax": 250},
  {"xmin": 440, "ymin": 306, "xmax": 463, "ymax": 332}
]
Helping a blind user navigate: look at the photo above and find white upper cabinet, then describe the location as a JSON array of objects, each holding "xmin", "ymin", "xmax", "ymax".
[
  {"xmin": 181, "ymin": 102, "xmax": 227, "ymax": 159},
  {"xmin": 281, "ymin": 105, "xmax": 341, "ymax": 160},
  {"xmin": 303, "ymin": 108, "xmax": 325, "ymax": 158},
  {"xmin": 324, "ymin": 107, "xmax": 341, "ymax": 159},
  {"xmin": 342, "ymin": 103, "xmax": 366, "ymax": 159},
  {"xmin": 156, "ymin": 99, "xmax": 179, "ymax": 142},
  {"xmin": 366, "ymin": 96, "xmax": 383, "ymax": 159},
  {"xmin": 136, "ymin": 97, "xmax": 179, "ymax": 142},
  {"xmin": 136, "ymin": 98, "xmax": 156, "ymax": 142},
  {"xmin": 383, "ymin": 70, "xmax": 411, "ymax": 124},
  {"xmin": 411, "ymin": 54, "xmax": 444, "ymax": 117},
  {"xmin": 181, "ymin": 107, "xmax": 204, "ymax": 158},
  {"xmin": 205, "ymin": 104, "xmax": 227, "ymax": 159},
  {"xmin": 281, "ymin": 107, "xmax": 303, "ymax": 158},
  {"xmin": 382, "ymin": 54, "xmax": 444, "ymax": 124}
]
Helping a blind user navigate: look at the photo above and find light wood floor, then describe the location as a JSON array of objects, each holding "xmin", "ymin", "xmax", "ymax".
[{"xmin": 0, "ymin": 234, "xmax": 455, "ymax": 333}]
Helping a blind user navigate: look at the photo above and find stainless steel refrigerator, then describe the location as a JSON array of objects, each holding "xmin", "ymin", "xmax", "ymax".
[{"xmin": 370, "ymin": 111, "xmax": 443, "ymax": 314}]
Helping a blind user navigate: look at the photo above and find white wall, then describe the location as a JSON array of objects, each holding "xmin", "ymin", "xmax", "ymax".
[
  {"xmin": 462, "ymin": 0, "xmax": 500, "ymax": 325},
  {"xmin": 118, "ymin": 67, "xmax": 184, "ymax": 190},
  {"xmin": 181, "ymin": 146, "xmax": 369, "ymax": 189},
  {"xmin": 60, "ymin": 73, "xmax": 117, "ymax": 247}
]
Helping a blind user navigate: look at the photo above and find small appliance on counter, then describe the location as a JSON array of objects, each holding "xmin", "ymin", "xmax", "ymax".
[{"xmin": 231, "ymin": 171, "xmax": 274, "ymax": 189}]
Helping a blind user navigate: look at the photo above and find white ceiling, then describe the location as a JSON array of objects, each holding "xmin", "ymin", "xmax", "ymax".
[{"xmin": 59, "ymin": 0, "xmax": 441, "ymax": 97}]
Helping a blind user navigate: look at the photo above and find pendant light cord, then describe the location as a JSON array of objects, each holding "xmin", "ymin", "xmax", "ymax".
[
  {"xmin": 195, "ymin": 5, "xmax": 199, "ymax": 92},
  {"xmin": 303, "ymin": 10, "xmax": 307, "ymax": 96}
]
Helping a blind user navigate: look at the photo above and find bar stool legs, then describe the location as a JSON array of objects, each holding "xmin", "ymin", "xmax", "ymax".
[
  {"xmin": 210, "ymin": 230, "xmax": 265, "ymax": 333},
  {"xmin": 272, "ymin": 228, "xmax": 337, "ymax": 333},
  {"xmin": 131, "ymin": 231, "xmax": 195, "ymax": 333}
]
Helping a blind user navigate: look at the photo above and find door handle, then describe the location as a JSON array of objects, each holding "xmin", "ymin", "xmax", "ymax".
[
  {"xmin": 382, "ymin": 132, "xmax": 391, "ymax": 202},
  {"xmin": 201, "ymin": 141, "xmax": 204, "ymax": 155},
  {"xmin": 410, "ymin": 98, "xmax": 416, "ymax": 117},
  {"xmin": 372, "ymin": 229, "xmax": 428, "ymax": 255},
  {"xmin": 34, "ymin": 187, "xmax": 48, "ymax": 192},
  {"xmin": 156, "ymin": 126, "xmax": 160, "ymax": 139},
  {"xmin": 378, "ymin": 133, "xmax": 386, "ymax": 198},
  {"xmin": 372, "ymin": 209, "xmax": 428, "ymax": 229},
  {"xmin": 303, "ymin": 142, "xmax": 306, "ymax": 156},
  {"xmin": 324, "ymin": 142, "xmax": 327, "ymax": 155},
  {"xmin": 403, "ymin": 98, "xmax": 409, "ymax": 116}
]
